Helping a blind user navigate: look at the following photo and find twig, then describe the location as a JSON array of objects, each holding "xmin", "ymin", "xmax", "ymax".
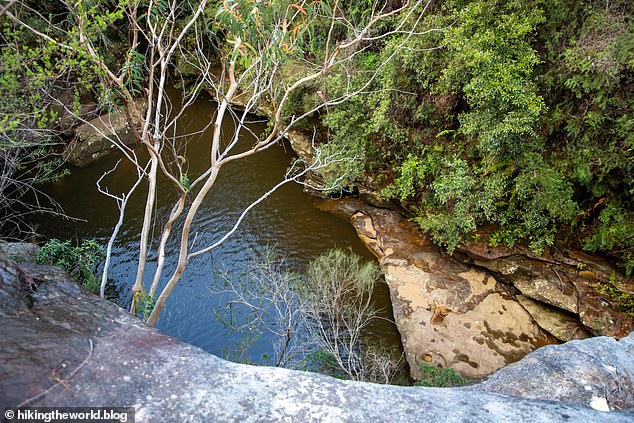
[
  {"xmin": 552, "ymin": 267, "xmax": 565, "ymax": 291},
  {"xmin": 0, "ymin": 0, "xmax": 17, "ymax": 16},
  {"xmin": 515, "ymin": 246, "xmax": 577, "ymax": 268},
  {"xmin": 17, "ymin": 339, "xmax": 94, "ymax": 407}
]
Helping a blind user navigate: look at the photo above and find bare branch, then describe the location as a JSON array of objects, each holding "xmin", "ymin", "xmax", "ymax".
[{"xmin": 98, "ymin": 161, "xmax": 147, "ymax": 298}]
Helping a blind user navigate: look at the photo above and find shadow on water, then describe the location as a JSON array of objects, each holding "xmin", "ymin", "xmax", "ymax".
[{"xmin": 30, "ymin": 90, "xmax": 405, "ymax": 372}]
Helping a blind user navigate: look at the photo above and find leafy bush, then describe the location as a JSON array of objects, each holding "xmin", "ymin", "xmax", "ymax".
[
  {"xmin": 213, "ymin": 247, "xmax": 402, "ymax": 383},
  {"xmin": 320, "ymin": 0, "xmax": 633, "ymax": 274},
  {"xmin": 583, "ymin": 203, "xmax": 634, "ymax": 275},
  {"xmin": 415, "ymin": 362, "xmax": 469, "ymax": 388},
  {"xmin": 299, "ymin": 249, "xmax": 383, "ymax": 379},
  {"xmin": 137, "ymin": 289, "xmax": 157, "ymax": 321},
  {"xmin": 300, "ymin": 249, "xmax": 404, "ymax": 383},
  {"xmin": 437, "ymin": 0, "xmax": 546, "ymax": 159},
  {"xmin": 36, "ymin": 239, "xmax": 103, "ymax": 293}
]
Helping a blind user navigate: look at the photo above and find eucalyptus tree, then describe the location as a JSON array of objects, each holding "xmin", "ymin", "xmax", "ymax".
[{"xmin": 5, "ymin": 0, "xmax": 435, "ymax": 325}]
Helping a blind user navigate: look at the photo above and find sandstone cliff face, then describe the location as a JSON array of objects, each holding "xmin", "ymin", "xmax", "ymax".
[
  {"xmin": 313, "ymin": 197, "xmax": 633, "ymax": 380},
  {"xmin": 456, "ymin": 243, "xmax": 633, "ymax": 338},
  {"xmin": 1, "ymin": 248, "xmax": 633, "ymax": 422},
  {"xmin": 315, "ymin": 198, "xmax": 555, "ymax": 379}
]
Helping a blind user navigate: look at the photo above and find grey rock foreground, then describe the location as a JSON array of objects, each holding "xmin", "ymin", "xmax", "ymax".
[{"xmin": 1, "ymin": 251, "xmax": 633, "ymax": 422}]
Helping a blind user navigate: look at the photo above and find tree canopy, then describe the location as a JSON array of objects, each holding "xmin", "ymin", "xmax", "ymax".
[
  {"xmin": 1, "ymin": 0, "xmax": 632, "ymax": 288},
  {"xmin": 306, "ymin": 0, "xmax": 633, "ymax": 275}
]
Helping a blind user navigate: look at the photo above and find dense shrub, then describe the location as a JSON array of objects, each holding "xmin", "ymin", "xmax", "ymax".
[{"xmin": 320, "ymin": 0, "xmax": 633, "ymax": 274}]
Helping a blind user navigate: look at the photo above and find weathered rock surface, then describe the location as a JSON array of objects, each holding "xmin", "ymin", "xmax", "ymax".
[
  {"xmin": 49, "ymin": 81, "xmax": 101, "ymax": 135},
  {"xmin": 314, "ymin": 198, "xmax": 556, "ymax": 380},
  {"xmin": 1, "ymin": 250, "xmax": 633, "ymax": 421},
  {"xmin": 0, "ymin": 241, "xmax": 39, "ymax": 263},
  {"xmin": 63, "ymin": 99, "xmax": 146, "ymax": 167},
  {"xmin": 457, "ymin": 244, "xmax": 634, "ymax": 337},
  {"xmin": 285, "ymin": 129, "xmax": 326, "ymax": 190},
  {"xmin": 473, "ymin": 334, "xmax": 634, "ymax": 411},
  {"xmin": 285, "ymin": 129, "xmax": 313, "ymax": 164}
]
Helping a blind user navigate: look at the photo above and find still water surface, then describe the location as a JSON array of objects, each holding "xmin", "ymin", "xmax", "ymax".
[{"xmin": 34, "ymin": 92, "xmax": 402, "ymax": 363}]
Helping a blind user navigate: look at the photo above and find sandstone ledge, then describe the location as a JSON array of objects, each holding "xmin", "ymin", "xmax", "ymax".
[{"xmin": 63, "ymin": 99, "xmax": 146, "ymax": 167}]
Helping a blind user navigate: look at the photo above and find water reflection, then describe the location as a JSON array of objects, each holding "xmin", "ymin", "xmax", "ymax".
[{"xmin": 33, "ymin": 92, "xmax": 403, "ymax": 365}]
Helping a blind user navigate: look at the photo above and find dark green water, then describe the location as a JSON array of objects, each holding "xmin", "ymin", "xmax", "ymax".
[{"xmin": 32, "ymin": 92, "xmax": 403, "ymax": 365}]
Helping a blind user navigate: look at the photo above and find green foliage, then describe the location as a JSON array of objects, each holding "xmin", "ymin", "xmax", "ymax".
[
  {"xmin": 583, "ymin": 202, "xmax": 634, "ymax": 275},
  {"xmin": 213, "ymin": 247, "xmax": 398, "ymax": 382},
  {"xmin": 412, "ymin": 157, "xmax": 495, "ymax": 253},
  {"xmin": 36, "ymin": 239, "xmax": 104, "ymax": 293},
  {"xmin": 415, "ymin": 362, "xmax": 469, "ymax": 387},
  {"xmin": 222, "ymin": 332, "xmax": 259, "ymax": 366},
  {"xmin": 302, "ymin": 349, "xmax": 348, "ymax": 379},
  {"xmin": 382, "ymin": 0, "xmax": 561, "ymax": 253},
  {"xmin": 179, "ymin": 174, "xmax": 191, "ymax": 192},
  {"xmin": 437, "ymin": 0, "xmax": 546, "ymax": 158},
  {"xmin": 137, "ymin": 289, "xmax": 157, "ymax": 321},
  {"xmin": 303, "ymin": 249, "xmax": 382, "ymax": 302},
  {"xmin": 299, "ymin": 249, "xmax": 385, "ymax": 381},
  {"xmin": 0, "ymin": 0, "xmax": 126, "ymax": 236},
  {"xmin": 212, "ymin": 0, "xmax": 321, "ymax": 68},
  {"xmin": 2, "ymin": 0, "xmax": 631, "ymax": 313},
  {"xmin": 120, "ymin": 49, "xmax": 146, "ymax": 96},
  {"xmin": 385, "ymin": 152, "xmax": 577, "ymax": 254},
  {"xmin": 318, "ymin": 0, "xmax": 633, "ymax": 274},
  {"xmin": 544, "ymin": 1, "xmax": 634, "ymax": 273},
  {"xmin": 299, "ymin": 1, "xmax": 387, "ymax": 61},
  {"xmin": 208, "ymin": 248, "xmax": 394, "ymax": 381}
]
